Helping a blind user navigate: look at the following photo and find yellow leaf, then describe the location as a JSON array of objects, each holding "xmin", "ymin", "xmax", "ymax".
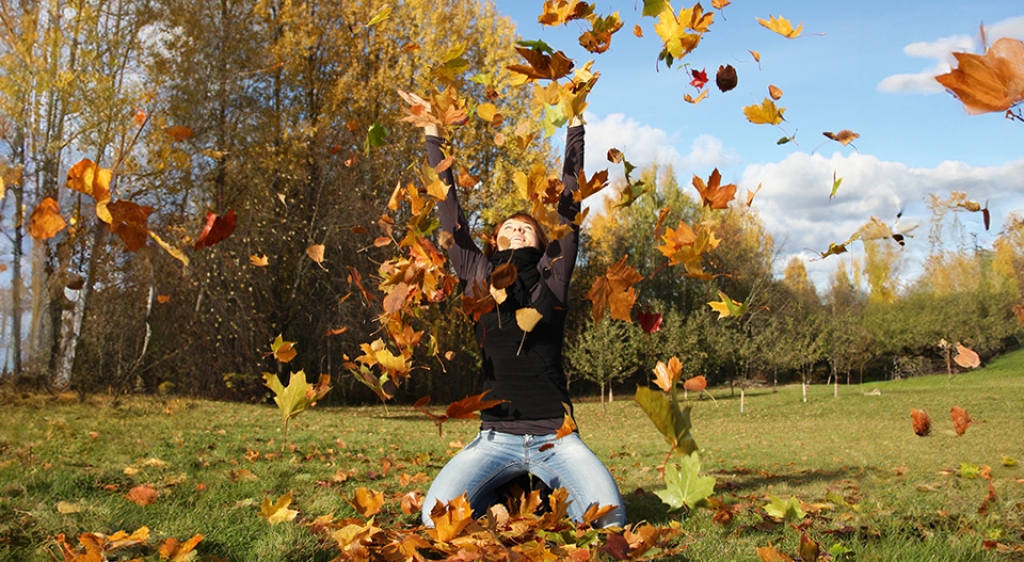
[
  {"xmin": 349, "ymin": 487, "xmax": 385, "ymax": 517},
  {"xmin": 149, "ymin": 231, "xmax": 190, "ymax": 267},
  {"xmin": 743, "ymin": 97, "xmax": 786, "ymax": 125},
  {"xmin": 684, "ymin": 90, "xmax": 709, "ymax": 104},
  {"xmin": 823, "ymin": 129, "xmax": 859, "ymax": 145},
  {"xmin": 757, "ymin": 14, "xmax": 803, "ymax": 38},
  {"xmin": 515, "ymin": 307, "xmax": 543, "ymax": 332},
  {"xmin": 250, "ymin": 254, "xmax": 269, "ymax": 266},
  {"xmin": 28, "ymin": 197, "xmax": 66, "ymax": 240},
  {"xmin": 306, "ymin": 244, "xmax": 327, "ymax": 270},
  {"xmin": 750, "ymin": 50, "xmax": 761, "ymax": 63},
  {"xmin": 259, "ymin": 492, "xmax": 298, "ymax": 524},
  {"xmin": 271, "ymin": 334, "xmax": 297, "ymax": 363},
  {"xmin": 476, "ymin": 102, "xmax": 498, "ymax": 123},
  {"xmin": 56, "ymin": 501, "xmax": 82, "ymax": 514},
  {"xmin": 652, "ymin": 356, "xmax": 682, "ymax": 392}
]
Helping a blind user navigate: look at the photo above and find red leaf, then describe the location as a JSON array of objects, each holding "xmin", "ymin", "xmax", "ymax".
[
  {"xmin": 193, "ymin": 209, "xmax": 236, "ymax": 249},
  {"xmin": 690, "ymin": 68, "xmax": 708, "ymax": 89},
  {"xmin": 637, "ymin": 307, "xmax": 663, "ymax": 334}
]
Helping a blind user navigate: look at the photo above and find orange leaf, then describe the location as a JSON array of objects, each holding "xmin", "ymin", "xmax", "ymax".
[
  {"xmin": 756, "ymin": 542, "xmax": 795, "ymax": 561},
  {"xmin": 652, "ymin": 357, "xmax": 682, "ymax": 392},
  {"xmin": 692, "ymin": 168, "xmax": 737, "ymax": 209},
  {"xmin": 911, "ymin": 409, "xmax": 931, "ymax": 436},
  {"xmin": 250, "ymin": 254, "xmax": 269, "ymax": 266},
  {"xmin": 349, "ymin": 487, "xmax": 385, "ymax": 517},
  {"xmin": 507, "ymin": 46, "xmax": 574, "ymax": 81},
  {"xmin": 585, "ymin": 255, "xmax": 643, "ymax": 324},
  {"xmin": 125, "ymin": 484, "xmax": 158, "ymax": 506},
  {"xmin": 306, "ymin": 244, "xmax": 327, "ymax": 270},
  {"xmin": 323, "ymin": 327, "xmax": 348, "ymax": 336},
  {"xmin": 400, "ymin": 491, "xmax": 423, "ymax": 515},
  {"xmin": 951, "ymin": 406, "xmax": 973, "ymax": 436},
  {"xmin": 633, "ymin": 24, "xmax": 643, "ymax": 37},
  {"xmin": 428, "ymin": 493, "xmax": 474, "ymax": 542},
  {"xmin": 935, "ymin": 38, "xmax": 1024, "ymax": 114},
  {"xmin": 768, "ymin": 84, "xmax": 783, "ymax": 100},
  {"xmin": 158, "ymin": 534, "xmax": 203, "ymax": 562},
  {"xmin": 271, "ymin": 334, "xmax": 297, "ymax": 363},
  {"xmin": 823, "ymin": 129, "xmax": 859, "ymax": 146},
  {"xmin": 157, "ymin": 294, "xmax": 171, "ymax": 304},
  {"xmin": 165, "ymin": 125, "xmax": 193, "ymax": 142},
  {"xmin": 28, "ymin": 197, "xmax": 66, "ymax": 240},
  {"xmin": 953, "ymin": 344, "xmax": 980, "ymax": 369},
  {"xmin": 683, "ymin": 375, "xmax": 707, "ymax": 392}
]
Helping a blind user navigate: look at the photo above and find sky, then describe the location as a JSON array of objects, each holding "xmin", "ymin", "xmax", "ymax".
[{"xmin": 493, "ymin": 0, "xmax": 1024, "ymax": 290}]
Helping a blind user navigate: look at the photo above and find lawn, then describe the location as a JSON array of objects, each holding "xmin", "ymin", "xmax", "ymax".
[{"xmin": 1, "ymin": 350, "xmax": 1022, "ymax": 561}]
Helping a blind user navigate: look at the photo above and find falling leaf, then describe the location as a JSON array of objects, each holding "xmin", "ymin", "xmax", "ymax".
[
  {"xmin": 633, "ymin": 24, "xmax": 643, "ymax": 37},
  {"xmin": 365, "ymin": 123, "xmax": 387, "ymax": 152},
  {"xmin": 743, "ymin": 97, "xmax": 785, "ymax": 125},
  {"xmin": 637, "ymin": 307, "xmax": 663, "ymax": 334},
  {"xmin": 708, "ymin": 290, "xmax": 749, "ymax": 319},
  {"xmin": 750, "ymin": 50, "xmax": 761, "ymax": 63},
  {"xmin": 716, "ymin": 64, "xmax": 737, "ymax": 92},
  {"xmin": 830, "ymin": 171, "xmax": 843, "ymax": 200},
  {"xmin": 935, "ymin": 37, "xmax": 1024, "ymax": 114},
  {"xmin": 757, "ymin": 14, "xmax": 803, "ymax": 38},
  {"xmin": 537, "ymin": 0, "xmax": 593, "ymax": 26},
  {"xmin": 324, "ymin": 327, "xmax": 348, "ymax": 336},
  {"xmin": 165, "ymin": 125, "xmax": 192, "ymax": 142},
  {"xmin": 768, "ymin": 84, "xmax": 783, "ymax": 99},
  {"xmin": 28, "ymin": 197, "xmax": 67, "ymax": 240},
  {"xmin": 126, "ymin": 485, "xmax": 158, "ymax": 506},
  {"xmin": 259, "ymin": 492, "xmax": 298, "ymax": 524},
  {"xmin": 349, "ymin": 487, "xmax": 385, "ymax": 517},
  {"xmin": 148, "ymin": 231, "xmax": 189, "ymax": 266},
  {"xmin": 585, "ymin": 255, "xmax": 643, "ymax": 323},
  {"xmin": 683, "ymin": 375, "xmax": 707, "ymax": 392},
  {"xmin": 306, "ymin": 244, "xmax": 328, "ymax": 271},
  {"xmin": 193, "ymin": 210, "xmax": 236, "ymax": 249},
  {"xmin": 693, "ymin": 168, "xmax": 737, "ymax": 209},
  {"xmin": 364, "ymin": 4, "xmax": 391, "ymax": 28},
  {"xmin": 415, "ymin": 391, "xmax": 509, "ymax": 437},
  {"xmin": 823, "ymin": 129, "xmax": 860, "ymax": 146},
  {"xmin": 634, "ymin": 386, "xmax": 698, "ymax": 456},
  {"xmin": 133, "ymin": 109, "xmax": 147, "ymax": 128},
  {"xmin": 690, "ymin": 68, "xmax": 708, "ymax": 89},
  {"xmin": 65, "ymin": 159, "xmax": 112, "ymax": 219},
  {"xmin": 745, "ymin": 183, "xmax": 763, "ymax": 206},
  {"xmin": 911, "ymin": 409, "xmax": 931, "ymax": 436},
  {"xmin": 684, "ymin": 90, "xmax": 708, "ymax": 104},
  {"xmin": 575, "ymin": 169, "xmax": 609, "ymax": 201},
  {"xmin": 578, "ymin": 12, "xmax": 623, "ymax": 54},
  {"xmin": 507, "ymin": 45, "xmax": 574, "ymax": 81},
  {"xmin": 712, "ymin": 0, "xmax": 730, "ymax": 9},
  {"xmin": 652, "ymin": 356, "xmax": 682, "ymax": 392},
  {"xmin": 157, "ymin": 294, "xmax": 171, "ymax": 304},
  {"xmin": 951, "ymin": 406, "xmax": 973, "ymax": 436},
  {"xmin": 656, "ymin": 452, "xmax": 716, "ymax": 511},
  {"xmin": 250, "ymin": 254, "xmax": 269, "ymax": 266},
  {"xmin": 108, "ymin": 200, "xmax": 154, "ymax": 251},
  {"xmin": 953, "ymin": 344, "xmax": 980, "ymax": 368},
  {"xmin": 270, "ymin": 334, "xmax": 297, "ymax": 363}
]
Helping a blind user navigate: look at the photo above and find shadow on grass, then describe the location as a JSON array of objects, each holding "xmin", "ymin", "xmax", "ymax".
[{"xmin": 711, "ymin": 465, "xmax": 877, "ymax": 494}]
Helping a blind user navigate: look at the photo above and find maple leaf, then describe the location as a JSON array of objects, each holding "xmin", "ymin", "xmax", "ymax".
[
  {"xmin": 348, "ymin": 487, "xmax": 385, "ymax": 517},
  {"xmin": 653, "ymin": 3, "xmax": 711, "ymax": 62},
  {"xmin": 27, "ymin": 197, "xmax": 67, "ymax": 240},
  {"xmin": 428, "ymin": 493, "xmax": 475, "ymax": 542},
  {"xmin": 574, "ymin": 169, "xmax": 609, "ymax": 201},
  {"xmin": 415, "ymin": 391, "xmax": 509, "ymax": 437},
  {"xmin": 692, "ymin": 168, "xmax": 737, "ymax": 209},
  {"xmin": 708, "ymin": 290, "xmax": 749, "ymax": 319},
  {"xmin": 656, "ymin": 452, "xmax": 716, "ymax": 511},
  {"xmin": 107, "ymin": 200, "xmax": 154, "ymax": 251},
  {"xmin": 585, "ymin": 255, "xmax": 643, "ymax": 324},
  {"xmin": 262, "ymin": 370, "xmax": 331, "ymax": 444},
  {"xmin": 743, "ymin": 97, "xmax": 786, "ymax": 125},
  {"xmin": 953, "ymin": 343, "xmax": 980, "ymax": 368},
  {"xmin": 250, "ymin": 254, "xmax": 269, "ymax": 266},
  {"xmin": 757, "ymin": 14, "xmax": 803, "ymax": 38},
  {"xmin": 193, "ymin": 209, "xmax": 236, "ymax": 249},
  {"xmin": 579, "ymin": 12, "xmax": 623, "ymax": 54},
  {"xmin": 508, "ymin": 44, "xmax": 574, "ymax": 81},
  {"xmin": 634, "ymin": 386, "xmax": 698, "ymax": 456},
  {"xmin": 823, "ymin": 129, "xmax": 859, "ymax": 146},
  {"xmin": 756, "ymin": 543, "xmax": 795, "ymax": 562},
  {"xmin": 763, "ymin": 495, "xmax": 806, "ymax": 520},
  {"xmin": 716, "ymin": 64, "xmax": 737, "ymax": 92},
  {"xmin": 690, "ymin": 67, "xmax": 708, "ymax": 89},
  {"xmin": 431, "ymin": 42, "xmax": 470, "ymax": 83},
  {"xmin": 65, "ymin": 158, "xmax": 113, "ymax": 222},
  {"xmin": 911, "ymin": 409, "xmax": 931, "ymax": 436},
  {"xmin": 652, "ymin": 356, "xmax": 682, "ymax": 392},
  {"xmin": 158, "ymin": 534, "xmax": 203, "ymax": 562},
  {"xmin": 951, "ymin": 406, "xmax": 973, "ymax": 436},
  {"xmin": 270, "ymin": 334, "xmax": 297, "ymax": 363},
  {"xmin": 935, "ymin": 38, "xmax": 1024, "ymax": 114},
  {"xmin": 259, "ymin": 491, "xmax": 298, "ymax": 524},
  {"xmin": 125, "ymin": 484, "xmax": 158, "ymax": 506},
  {"xmin": 712, "ymin": 0, "xmax": 730, "ymax": 8},
  {"xmin": 538, "ymin": 0, "xmax": 593, "ymax": 26}
]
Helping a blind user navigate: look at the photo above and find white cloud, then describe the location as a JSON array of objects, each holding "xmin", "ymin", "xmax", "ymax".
[
  {"xmin": 741, "ymin": 152, "xmax": 1024, "ymax": 290},
  {"xmin": 879, "ymin": 16, "xmax": 1024, "ymax": 95}
]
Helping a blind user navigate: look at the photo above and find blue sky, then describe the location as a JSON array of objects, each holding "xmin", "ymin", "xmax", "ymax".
[{"xmin": 494, "ymin": 1, "xmax": 1024, "ymax": 289}]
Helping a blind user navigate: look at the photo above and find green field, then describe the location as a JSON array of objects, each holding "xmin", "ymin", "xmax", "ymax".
[{"xmin": 2, "ymin": 350, "xmax": 1022, "ymax": 561}]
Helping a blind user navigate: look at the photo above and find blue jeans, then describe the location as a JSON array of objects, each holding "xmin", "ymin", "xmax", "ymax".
[{"xmin": 421, "ymin": 429, "xmax": 626, "ymax": 527}]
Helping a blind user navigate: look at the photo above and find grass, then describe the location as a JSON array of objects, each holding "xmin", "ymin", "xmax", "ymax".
[{"xmin": 1, "ymin": 350, "xmax": 1022, "ymax": 561}]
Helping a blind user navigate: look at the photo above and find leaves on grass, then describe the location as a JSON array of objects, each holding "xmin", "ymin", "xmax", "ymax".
[
  {"xmin": 125, "ymin": 485, "xmax": 158, "ymax": 506},
  {"xmin": 259, "ymin": 491, "xmax": 298, "ymax": 524},
  {"xmin": 911, "ymin": 409, "xmax": 931, "ymax": 436},
  {"xmin": 763, "ymin": 495, "xmax": 806, "ymax": 520},
  {"xmin": 951, "ymin": 406, "xmax": 973, "ymax": 436},
  {"xmin": 349, "ymin": 487, "xmax": 385, "ymax": 517},
  {"xmin": 427, "ymin": 493, "xmax": 475, "ymax": 542}
]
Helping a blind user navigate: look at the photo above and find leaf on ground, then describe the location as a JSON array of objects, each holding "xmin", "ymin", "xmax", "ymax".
[
  {"xmin": 125, "ymin": 485, "xmax": 158, "ymax": 506},
  {"xmin": 951, "ymin": 406, "xmax": 973, "ymax": 436},
  {"xmin": 158, "ymin": 534, "xmax": 203, "ymax": 562},
  {"xmin": 349, "ymin": 487, "xmax": 385, "ymax": 517},
  {"xmin": 259, "ymin": 491, "xmax": 298, "ymax": 524},
  {"xmin": 911, "ymin": 409, "xmax": 931, "ymax": 436},
  {"xmin": 427, "ymin": 493, "xmax": 474, "ymax": 542},
  {"xmin": 763, "ymin": 495, "xmax": 806, "ymax": 520}
]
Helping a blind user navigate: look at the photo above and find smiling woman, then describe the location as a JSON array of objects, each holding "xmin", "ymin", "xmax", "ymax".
[{"xmin": 400, "ymin": 89, "xmax": 626, "ymax": 529}]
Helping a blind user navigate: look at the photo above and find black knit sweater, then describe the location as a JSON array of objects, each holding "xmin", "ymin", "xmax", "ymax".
[{"xmin": 426, "ymin": 126, "xmax": 584, "ymax": 426}]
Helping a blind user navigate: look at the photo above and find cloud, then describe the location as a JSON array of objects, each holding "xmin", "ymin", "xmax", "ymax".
[
  {"xmin": 582, "ymin": 113, "xmax": 737, "ymax": 180},
  {"xmin": 987, "ymin": 16, "xmax": 1024, "ymax": 41},
  {"xmin": 741, "ymin": 152, "xmax": 1024, "ymax": 289}
]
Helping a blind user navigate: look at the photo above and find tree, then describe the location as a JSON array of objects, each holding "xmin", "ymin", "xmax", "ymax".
[{"xmin": 565, "ymin": 316, "xmax": 641, "ymax": 407}]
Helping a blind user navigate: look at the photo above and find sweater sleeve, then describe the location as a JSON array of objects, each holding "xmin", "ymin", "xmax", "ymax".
[
  {"xmin": 542, "ymin": 125, "xmax": 584, "ymax": 305},
  {"xmin": 426, "ymin": 135, "xmax": 489, "ymax": 294}
]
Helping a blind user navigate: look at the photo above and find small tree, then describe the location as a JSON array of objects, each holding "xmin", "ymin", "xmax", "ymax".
[{"xmin": 566, "ymin": 317, "xmax": 640, "ymax": 407}]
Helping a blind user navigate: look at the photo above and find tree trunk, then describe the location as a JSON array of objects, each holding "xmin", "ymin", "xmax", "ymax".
[
  {"xmin": 52, "ymin": 223, "xmax": 104, "ymax": 390},
  {"xmin": 608, "ymin": 384, "xmax": 613, "ymax": 403},
  {"xmin": 600, "ymin": 382, "xmax": 606, "ymax": 410},
  {"xmin": 11, "ymin": 184, "xmax": 24, "ymax": 375},
  {"xmin": 740, "ymin": 387, "xmax": 745, "ymax": 414}
]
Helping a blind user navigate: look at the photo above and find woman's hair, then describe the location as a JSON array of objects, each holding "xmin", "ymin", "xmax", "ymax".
[{"xmin": 483, "ymin": 212, "xmax": 549, "ymax": 258}]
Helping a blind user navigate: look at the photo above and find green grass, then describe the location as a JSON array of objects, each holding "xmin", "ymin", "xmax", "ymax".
[{"xmin": 2, "ymin": 350, "xmax": 1023, "ymax": 561}]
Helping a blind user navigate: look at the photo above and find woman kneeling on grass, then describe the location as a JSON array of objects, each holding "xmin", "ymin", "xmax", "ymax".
[{"xmin": 402, "ymin": 91, "xmax": 625, "ymax": 529}]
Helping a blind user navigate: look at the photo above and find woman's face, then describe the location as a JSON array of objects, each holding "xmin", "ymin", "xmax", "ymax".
[{"xmin": 498, "ymin": 218, "xmax": 540, "ymax": 250}]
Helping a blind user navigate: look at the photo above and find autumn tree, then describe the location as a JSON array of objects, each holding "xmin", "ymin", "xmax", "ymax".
[{"xmin": 565, "ymin": 316, "xmax": 641, "ymax": 406}]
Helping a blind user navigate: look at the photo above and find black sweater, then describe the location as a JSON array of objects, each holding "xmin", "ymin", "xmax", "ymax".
[{"xmin": 426, "ymin": 126, "xmax": 584, "ymax": 424}]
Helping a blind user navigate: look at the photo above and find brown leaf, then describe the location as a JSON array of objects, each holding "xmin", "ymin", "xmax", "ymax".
[
  {"xmin": 911, "ymin": 409, "xmax": 931, "ymax": 436},
  {"xmin": 951, "ymin": 406, "xmax": 973, "ymax": 436},
  {"xmin": 428, "ymin": 494, "xmax": 474, "ymax": 542},
  {"xmin": 507, "ymin": 46, "xmax": 574, "ymax": 81},
  {"xmin": 692, "ymin": 168, "xmax": 737, "ymax": 209},
  {"xmin": 823, "ymin": 129, "xmax": 860, "ymax": 146},
  {"xmin": 585, "ymin": 255, "xmax": 643, "ymax": 324},
  {"xmin": 159, "ymin": 534, "xmax": 204, "ymax": 562},
  {"xmin": 107, "ymin": 200, "xmax": 154, "ymax": 251},
  {"xmin": 716, "ymin": 64, "xmax": 737, "ymax": 92},
  {"xmin": 768, "ymin": 84, "xmax": 783, "ymax": 100},
  {"xmin": 165, "ymin": 125, "xmax": 193, "ymax": 142},
  {"xmin": 193, "ymin": 210, "xmax": 236, "ymax": 249},
  {"xmin": 125, "ymin": 484, "xmax": 158, "ymax": 506}
]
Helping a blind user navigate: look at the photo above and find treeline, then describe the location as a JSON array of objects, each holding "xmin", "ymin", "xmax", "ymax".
[{"xmin": 0, "ymin": 0, "xmax": 1021, "ymax": 405}]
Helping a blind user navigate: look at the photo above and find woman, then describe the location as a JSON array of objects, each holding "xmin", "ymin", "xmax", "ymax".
[{"xmin": 409, "ymin": 96, "xmax": 625, "ymax": 529}]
